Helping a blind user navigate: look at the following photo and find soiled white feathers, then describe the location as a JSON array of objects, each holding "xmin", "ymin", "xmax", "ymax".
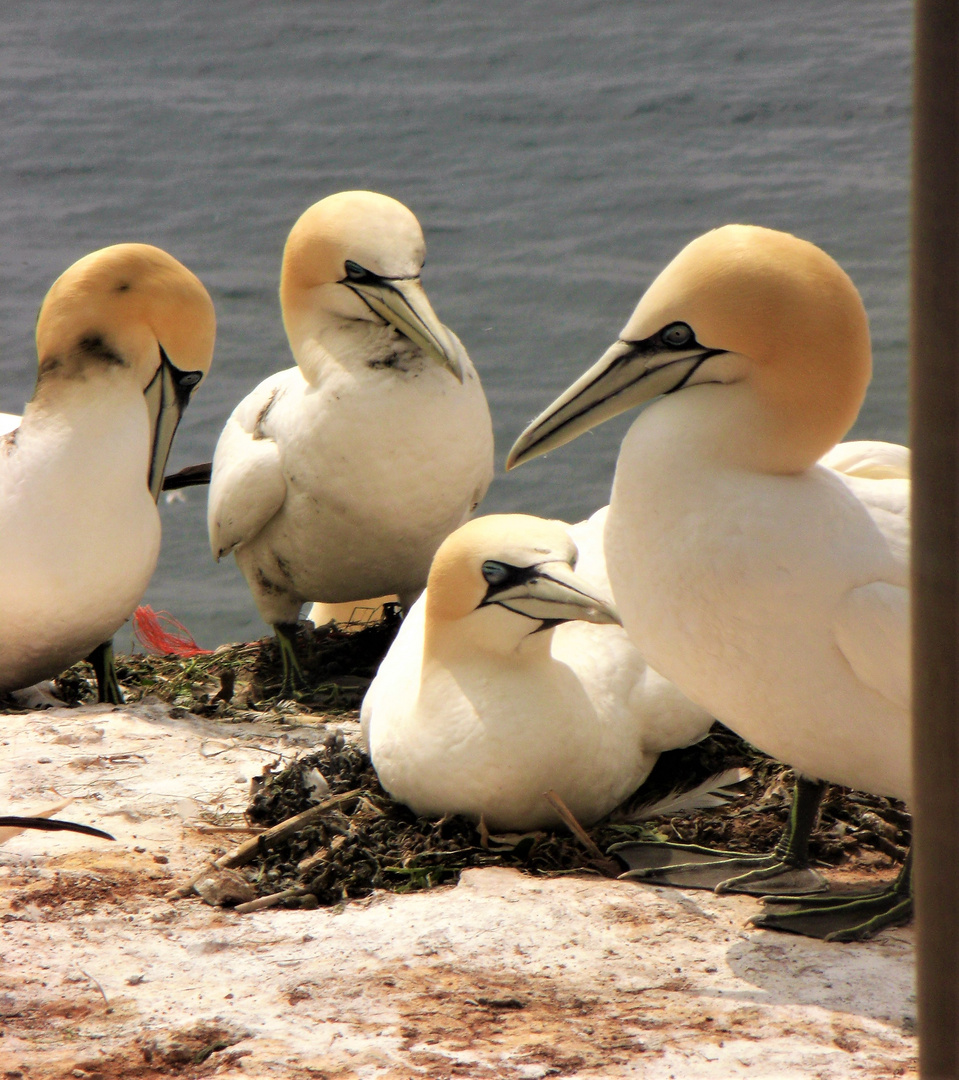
[
  {"xmin": 208, "ymin": 191, "xmax": 493, "ymax": 626},
  {"xmin": 0, "ymin": 244, "xmax": 214, "ymax": 692}
]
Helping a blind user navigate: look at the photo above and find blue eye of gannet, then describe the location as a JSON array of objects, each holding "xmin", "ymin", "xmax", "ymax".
[
  {"xmin": 481, "ymin": 560, "xmax": 511, "ymax": 586},
  {"xmin": 661, "ymin": 322, "xmax": 694, "ymax": 348}
]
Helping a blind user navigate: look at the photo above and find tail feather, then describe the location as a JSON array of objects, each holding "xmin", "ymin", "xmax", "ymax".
[
  {"xmin": 618, "ymin": 768, "xmax": 752, "ymax": 823},
  {"xmin": 162, "ymin": 461, "xmax": 212, "ymax": 490}
]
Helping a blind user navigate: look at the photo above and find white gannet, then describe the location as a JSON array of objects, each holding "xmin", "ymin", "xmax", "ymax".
[
  {"xmin": 0, "ymin": 413, "xmax": 21, "ymax": 436},
  {"xmin": 208, "ymin": 191, "xmax": 493, "ymax": 690},
  {"xmin": 508, "ymin": 225, "xmax": 911, "ymax": 941},
  {"xmin": 361, "ymin": 511, "xmax": 713, "ymax": 831},
  {"xmin": 0, "ymin": 244, "xmax": 215, "ymax": 700}
]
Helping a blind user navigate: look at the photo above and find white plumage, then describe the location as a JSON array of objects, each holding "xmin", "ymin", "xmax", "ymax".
[
  {"xmin": 508, "ymin": 226, "xmax": 913, "ymax": 937},
  {"xmin": 209, "ymin": 191, "xmax": 493, "ymax": 633},
  {"xmin": 509, "ymin": 225, "xmax": 910, "ymax": 802},
  {"xmin": 362, "ymin": 511, "xmax": 712, "ymax": 830},
  {"xmin": 0, "ymin": 244, "xmax": 214, "ymax": 693}
]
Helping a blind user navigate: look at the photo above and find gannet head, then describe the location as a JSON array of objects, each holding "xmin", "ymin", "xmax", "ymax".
[
  {"xmin": 280, "ymin": 190, "xmax": 463, "ymax": 381},
  {"xmin": 507, "ymin": 225, "xmax": 872, "ymax": 475},
  {"xmin": 33, "ymin": 243, "xmax": 215, "ymax": 499},
  {"xmin": 425, "ymin": 514, "xmax": 620, "ymax": 656}
]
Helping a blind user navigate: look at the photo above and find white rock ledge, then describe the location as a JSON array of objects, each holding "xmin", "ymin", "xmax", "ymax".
[{"xmin": 0, "ymin": 704, "xmax": 917, "ymax": 1078}]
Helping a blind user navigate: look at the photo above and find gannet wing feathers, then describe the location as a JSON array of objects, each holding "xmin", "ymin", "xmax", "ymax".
[
  {"xmin": 828, "ymin": 461, "xmax": 910, "ymax": 712},
  {"xmin": 208, "ymin": 373, "xmax": 288, "ymax": 560},
  {"xmin": 833, "ymin": 581, "xmax": 910, "ymax": 711},
  {"xmin": 820, "ymin": 439, "xmax": 910, "ymax": 480}
]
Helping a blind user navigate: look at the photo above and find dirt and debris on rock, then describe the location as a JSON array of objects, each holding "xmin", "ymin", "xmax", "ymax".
[
  {"xmin": 225, "ymin": 720, "xmax": 910, "ymax": 911},
  {"xmin": 0, "ymin": 613, "xmax": 916, "ymax": 1079},
  {"xmin": 1, "ymin": 608, "xmax": 402, "ymax": 720}
]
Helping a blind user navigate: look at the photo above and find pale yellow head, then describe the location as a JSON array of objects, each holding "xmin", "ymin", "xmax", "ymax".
[
  {"xmin": 424, "ymin": 514, "xmax": 619, "ymax": 656},
  {"xmin": 29, "ymin": 243, "xmax": 215, "ymax": 499},
  {"xmin": 34, "ymin": 243, "xmax": 215, "ymax": 394},
  {"xmin": 427, "ymin": 515, "xmax": 576, "ymax": 623},
  {"xmin": 509, "ymin": 225, "xmax": 872, "ymax": 475},
  {"xmin": 279, "ymin": 190, "xmax": 462, "ymax": 380},
  {"xmin": 623, "ymin": 225, "xmax": 871, "ymax": 467},
  {"xmin": 281, "ymin": 190, "xmax": 424, "ymax": 299}
]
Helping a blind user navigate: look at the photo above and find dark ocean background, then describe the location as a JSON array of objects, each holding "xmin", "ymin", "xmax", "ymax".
[{"xmin": 0, "ymin": 1, "xmax": 911, "ymax": 647}]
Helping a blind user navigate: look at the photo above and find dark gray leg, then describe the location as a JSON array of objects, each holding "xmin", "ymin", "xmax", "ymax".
[
  {"xmin": 86, "ymin": 639, "xmax": 124, "ymax": 705},
  {"xmin": 612, "ymin": 775, "xmax": 829, "ymax": 897}
]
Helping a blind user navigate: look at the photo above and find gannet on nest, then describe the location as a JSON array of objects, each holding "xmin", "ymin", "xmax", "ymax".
[
  {"xmin": 0, "ymin": 244, "xmax": 215, "ymax": 701},
  {"xmin": 362, "ymin": 511, "xmax": 712, "ymax": 831},
  {"xmin": 208, "ymin": 191, "xmax": 493, "ymax": 690},
  {"xmin": 508, "ymin": 225, "xmax": 911, "ymax": 941}
]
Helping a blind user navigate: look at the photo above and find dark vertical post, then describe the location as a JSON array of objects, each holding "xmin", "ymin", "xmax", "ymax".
[{"xmin": 911, "ymin": 2, "xmax": 959, "ymax": 1076}]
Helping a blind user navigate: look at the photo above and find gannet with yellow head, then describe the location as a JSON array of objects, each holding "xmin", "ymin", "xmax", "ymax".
[
  {"xmin": 208, "ymin": 191, "xmax": 493, "ymax": 690},
  {"xmin": 0, "ymin": 244, "xmax": 215, "ymax": 699},
  {"xmin": 508, "ymin": 226, "xmax": 911, "ymax": 940},
  {"xmin": 362, "ymin": 511, "xmax": 713, "ymax": 831}
]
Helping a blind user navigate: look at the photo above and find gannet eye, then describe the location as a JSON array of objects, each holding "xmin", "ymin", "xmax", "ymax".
[
  {"xmin": 177, "ymin": 370, "xmax": 203, "ymax": 388},
  {"xmin": 481, "ymin": 560, "xmax": 511, "ymax": 586},
  {"xmin": 662, "ymin": 322, "xmax": 694, "ymax": 348},
  {"xmin": 344, "ymin": 260, "xmax": 368, "ymax": 281}
]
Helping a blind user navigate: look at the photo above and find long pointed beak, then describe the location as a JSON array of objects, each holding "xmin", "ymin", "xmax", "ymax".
[
  {"xmin": 143, "ymin": 349, "xmax": 205, "ymax": 501},
  {"xmin": 506, "ymin": 338, "xmax": 717, "ymax": 470},
  {"xmin": 345, "ymin": 276, "xmax": 464, "ymax": 382},
  {"xmin": 488, "ymin": 560, "xmax": 621, "ymax": 626}
]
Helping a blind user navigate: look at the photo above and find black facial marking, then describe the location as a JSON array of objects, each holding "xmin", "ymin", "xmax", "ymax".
[
  {"xmin": 479, "ymin": 561, "xmax": 544, "ymax": 604},
  {"xmin": 341, "ymin": 260, "xmax": 419, "ymax": 286},
  {"xmin": 115, "ymin": 281, "xmax": 131, "ymax": 293},
  {"xmin": 78, "ymin": 334, "xmax": 125, "ymax": 366},
  {"xmin": 481, "ymin": 560, "xmax": 511, "ymax": 586},
  {"xmin": 343, "ymin": 259, "xmax": 370, "ymax": 282},
  {"xmin": 159, "ymin": 345, "xmax": 204, "ymax": 410}
]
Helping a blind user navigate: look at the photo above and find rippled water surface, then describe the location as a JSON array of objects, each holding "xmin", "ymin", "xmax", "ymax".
[{"xmin": 0, "ymin": 1, "xmax": 911, "ymax": 646}]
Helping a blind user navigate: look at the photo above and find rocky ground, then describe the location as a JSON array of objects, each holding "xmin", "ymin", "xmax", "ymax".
[{"xmin": 0, "ymin": 625, "xmax": 917, "ymax": 1078}]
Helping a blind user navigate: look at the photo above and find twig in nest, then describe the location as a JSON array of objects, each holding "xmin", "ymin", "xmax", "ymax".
[
  {"xmin": 214, "ymin": 788, "xmax": 362, "ymax": 869},
  {"xmin": 234, "ymin": 886, "xmax": 309, "ymax": 914},
  {"xmin": 543, "ymin": 789, "xmax": 620, "ymax": 876}
]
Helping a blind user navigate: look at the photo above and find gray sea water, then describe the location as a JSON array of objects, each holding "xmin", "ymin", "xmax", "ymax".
[{"xmin": 0, "ymin": 1, "xmax": 911, "ymax": 648}]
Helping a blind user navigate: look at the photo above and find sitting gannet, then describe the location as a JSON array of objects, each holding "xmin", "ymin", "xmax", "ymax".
[
  {"xmin": 508, "ymin": 226, "xmax": 911, "ymax": 941},
  {"xmin": 361, "ymin": 512, "xmax": 713, "ymax": 831},
  {"xmin": 0, "ymin": 245, "xmax": 215, "ymax": 700},
  {"xmin": 208, "ymin": 191, "xmax": 493, "ymax": 690}
]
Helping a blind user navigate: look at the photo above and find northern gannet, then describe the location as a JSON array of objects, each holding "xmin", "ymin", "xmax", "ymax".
[
  {"xmin": 208, "ymin": 191, "xmax": 493, "ymax": 690},
  {"xmin": 0, "ymin": 244, "xmax": 215, "ymax": 700},
  {"xmin": 361, "ymin": 511, "xmax": 713, "ymax": 831},
  {"xmin": 508, "ymin": 225, "xmax": 911, "ymax": 941}
]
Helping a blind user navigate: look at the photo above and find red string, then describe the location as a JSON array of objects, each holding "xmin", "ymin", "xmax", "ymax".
[{"xmin": 132, "ymin": 605, "xmax": 212, "ymax": 658}]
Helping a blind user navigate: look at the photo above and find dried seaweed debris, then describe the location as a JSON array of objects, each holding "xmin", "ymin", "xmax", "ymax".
[
  {"xmin": 0, "ymin": 611, "xmax": 401, "ymax": 718},
  {"xmin": 234, "ymin": 724, "xmax": 911, "ymax": 911}
]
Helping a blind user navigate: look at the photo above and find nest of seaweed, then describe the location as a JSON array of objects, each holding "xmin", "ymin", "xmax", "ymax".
[
  {"xmin": 0, "ymin": 606, "xmax": 909, "ymax": 911},
  {"xmin": 13, "ymin": 608, "xmax": 403, "ymax": 719},
  {"xmin": 233, "ymin": 723, "xmax": 911, "ymax": 911}
]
